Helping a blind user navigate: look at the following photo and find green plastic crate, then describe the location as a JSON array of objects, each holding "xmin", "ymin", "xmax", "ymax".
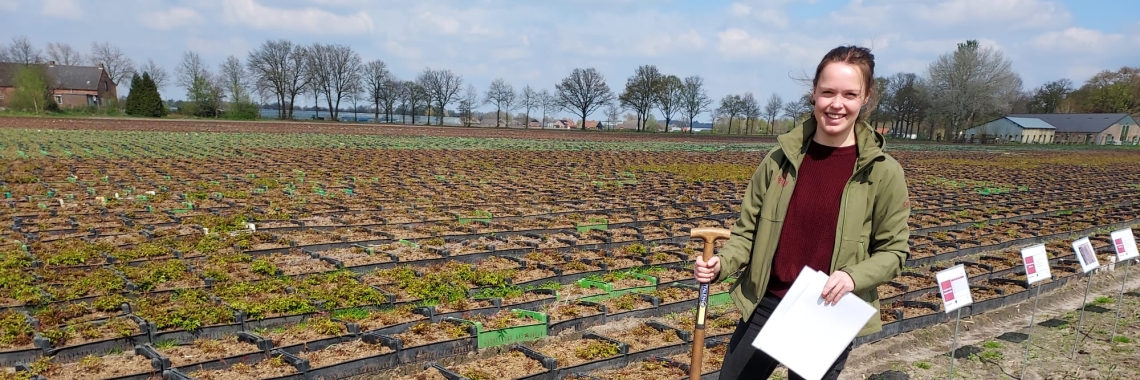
[
  {"xmin": 575, "ymin": 272, "xmax": 658, "ymax": 302},
  {"xmin": 460, "ymin": 309, "xmax": 548, "ymax": 348}
]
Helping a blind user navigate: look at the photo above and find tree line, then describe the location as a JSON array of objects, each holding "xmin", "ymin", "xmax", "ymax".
[{"xmin": 2, "ymin": 36, "xmax": 1137, "ymax": 137}]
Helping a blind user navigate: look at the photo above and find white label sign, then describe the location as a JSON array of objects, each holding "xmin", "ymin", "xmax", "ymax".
[
  {"xmin": 1020, "ymin": 244, "xmax": 1052, "ymax": 285},
  {"xmin": 1110, "ymin": 228, "xmax": 1139, "ymax": 261},
  {"xmin": 1071, "ymin": 237, "xmax": 1100, "ymax": 273},
  {"xmin": 935, "ymin": 264, "xmax": 973, "ymax": 314}
]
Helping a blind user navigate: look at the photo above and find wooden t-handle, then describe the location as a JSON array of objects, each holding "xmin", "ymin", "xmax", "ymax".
[{"xmin": 688, "ymin": 226, "xmax": 731, "ymax": 380}]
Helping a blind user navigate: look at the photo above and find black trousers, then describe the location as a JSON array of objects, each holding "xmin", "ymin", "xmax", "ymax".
[{"xmin": 718, "ymin": 293, "xmax": 855, "ymax": 380}]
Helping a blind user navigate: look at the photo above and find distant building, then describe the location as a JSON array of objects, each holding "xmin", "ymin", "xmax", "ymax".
[
  {"xmin": 0, "ymin": 61, "xmax": 117, "ymax": 109},
  {"xmin": 962, "ymin": 113, "xmax": 1139, "ymax": 145}
]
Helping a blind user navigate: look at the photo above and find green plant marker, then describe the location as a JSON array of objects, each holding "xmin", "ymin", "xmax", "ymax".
[{"xmin": 398, "ymin": 239, "xmax": 420, "ymax": 249}]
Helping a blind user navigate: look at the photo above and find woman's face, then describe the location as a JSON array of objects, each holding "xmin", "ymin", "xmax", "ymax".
[{"xmin": 812, "ymin": 62, "xmax": 867, "ymax": 146}]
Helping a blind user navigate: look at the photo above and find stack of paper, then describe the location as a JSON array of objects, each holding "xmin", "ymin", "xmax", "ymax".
[{"xmin": 753, "ymin": 267, "xmax": 877, "ymax": 380}]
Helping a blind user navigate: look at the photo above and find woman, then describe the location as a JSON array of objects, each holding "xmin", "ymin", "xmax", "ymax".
[{"xmin": 693, "ymin": 45, "xmax": 911, "ymax": 380}]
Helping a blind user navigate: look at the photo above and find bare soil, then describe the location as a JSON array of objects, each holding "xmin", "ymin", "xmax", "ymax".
[
  {"xmin": 43, "ymin": 351, "xmax": 159, "ymax": 380},
  {"xmin": 158, "ymin": 335, "xmax": 262, "ymax": 368},
  {"xmin": 585, "ymin": 357, "xmax": 689, "ymax": 379},
  {"xmin": 446, "ymin": 350, "xmax": 547, "ymax": 379},
  {"xmin": 297, "ymin": 339, "xmax": 395, "ymax": 369},
  {"xmin": 840, "ymin": 264, "xmax": 1140, "ymax": 380},
  {"xmin": 602, "ymin": 322, "xmax": 684, "ymax": 353},
  {"xmin": 187, "ymin": 354, "xmax": 299, "ymax": 380}
]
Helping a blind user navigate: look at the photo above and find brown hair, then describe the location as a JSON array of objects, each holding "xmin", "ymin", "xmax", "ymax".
[{"xmin": 811, "ymin": 45, "xmax": 877, "ymax": 121}]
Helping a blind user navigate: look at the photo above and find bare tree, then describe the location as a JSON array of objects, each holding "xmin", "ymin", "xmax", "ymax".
[
  {"xmin": 304, "ymin": 43, "xmax": 362, "ymax": 121},
  {"xmin": 717, "ymin": 94, "xmax": 744, "ymax": 134},
  {"xmin": 176, "ymin": 51, "xmax": 206, "ymax": 91},
  {"xmin": 45, "ymin": 42, "xmax": 83, "ymax": 65},
  {"xmin": 4, "ymin": 36, "xmax": 43, "ymax": 65},
  {"xmin": 519, "ymin": 85, "xmax": 539, "ymax": 129},
  {"xmin": 556, "ymin": 68, "xmax": 615, "ymax": 131},
  {"xmin": 457, "ymin": 84, "xmax": 479, "ymax": 127},
  {"xmin": 619, "ymin": 65, "xmax": 663, "ymax": 131},
  {"xmin": 378, "ymin": 76, "xmax": 401, "ymax": 123},
  {"xmin": 927, "ymin": 39, "xmax": 1022, "ymax": 137},
  {"xmin": 484, "ymin": 78, "xmax": 515, "ymax": 127},
  {"xmin": 680, "ymin": 75, "xmax": 712, "ymax": 134},
  {"xmin": 140, "ymin": 59, "xmax": 168, "ymax": 90},
  {"xmin": 782, "ymin": 93, "xmax": 812, "ymax": 130},
  {"xmin": 740, "ymin": 93, "xmax": 759, "ymax": 135},
  {"xmin": 89, "ymin": 41, "xmax": 134, "ymax": 86},
  {"xmin": 763, "ymin": 93, "xmax": 783, "ymax": 134},
  {"xmin": 653, "ymin": 75, "xmax": 684, "ymax": 132},
  {"xmin": 419, "ymin": 68, "xmax": 462, "ymax": 126},
  {"xmin": 247, "ymin": 39, "xmax": 308, "ymax": 119},
  {"xmin": 362, "ymin": 60, "xmax": 390, "ymax": 122},
  {"xmin": 605, "ymin": 102, "xmax": 622, "ymax": 130},
  {"xmin": 413, "ymin": 72, "xmax": 436, "ymax": 125},
  {"xmin": 177, "ymin": 51, "xmax": 222, "ymax": 117},
  {"xmin": 539, "ymin": 89, "xmax": 557, "ymax": 127},
  {"xmin": 219, "ymin": 56, "xmax": 251, "ymax": 104},
  {"xmin": 404, "ymin": 80, "xmax": 429, "ymax": 124}
]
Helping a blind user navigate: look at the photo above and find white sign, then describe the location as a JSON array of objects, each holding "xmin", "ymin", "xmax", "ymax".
[
  {"xmin": 1110, "ymin": 228, "xmax": 1139, "ymax": 261},
  {"xmin": 1020, "ymin": 244, "xmax": 1053, "ymax": 285},
  {"xmin": 1071, "ymin": 237, "xmax": 1100, "ymax": 273},
  {"xmin": 752, "ymin": 267, "xmax": 875, "ymax": 380},
  {"xmin": 935, "ymin": 264, "xmax": 973, "ymax": 314}
]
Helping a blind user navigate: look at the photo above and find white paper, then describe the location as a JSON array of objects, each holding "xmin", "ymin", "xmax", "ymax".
[
  {"xmin": 1111, "ymin": 228, "xmax": 1139, "ymax": 261},
  {"xmin": 935, "ymin": 264, "xmax": 972, "ymax": 313},
  {"xmin": 753, "ymin": 267, "xmax": 876, "ymax": 380},
  {"xmin": 1020, "ymin": 244, "xmax": 1052, "ymax": 285},
  {"xmin": 1072, "ymin": 237, "xmax": 1100, "ymax": 273}
]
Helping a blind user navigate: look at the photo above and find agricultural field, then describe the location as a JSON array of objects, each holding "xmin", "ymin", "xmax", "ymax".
[{"xmin": 0, "ymin": 116, "xmax": 1139, "ymax": 380}]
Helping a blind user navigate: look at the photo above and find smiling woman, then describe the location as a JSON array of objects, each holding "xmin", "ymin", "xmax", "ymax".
[{"xmin": 693, "ymin": 45, "xmax": 911, "ymax": 380}]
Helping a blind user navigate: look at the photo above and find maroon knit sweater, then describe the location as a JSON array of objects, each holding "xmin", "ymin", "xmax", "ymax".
[{"xmin": 767, "ymin": 142, "xmax": 858, "ymax": 299}]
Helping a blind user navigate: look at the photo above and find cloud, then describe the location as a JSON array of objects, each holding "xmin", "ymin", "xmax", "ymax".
[
  {"xmin": 140, "ymin": 7, "xmax": 203, "ymax": 31},
  {"xmin": 415, "ymin": 10, "xmax": 461, "ymax": 35},
  {"xmin": 221, "ymin": 0, "xmax": 373, "ymax": 35},
  {"xmin": 755, "ymin": 9, "xmax": 789, "ymax": 29},
  {"xmin": 42, "ymin": 0, "xmax": 80, "ymax": 20},
  {"xmin": 715, "ymin": 28, "xmax": 822, "ymax": 65},
  {"xmin": 0, "ymin": 0, "xmax": 17, "ymax": 12},
  {"xmin": 384, "ymin": 39, "xmax": 422, "ymax": 60},
  {"xmin": 1032, "ymin": 27, "xmax": 1128, "ymax": 54},
  {"xmin": 185, "ymin": 36, "xmax": 250, "ymax": 58},
  {"xmin": 911, "ymin": 0, "xmax": 1070, "ymax": 29},
  {"xmin": 730, "ymin": 3, "xmax": 752, "ymax": 17},
  {"xmin": 635, "ymin": 29, "xmax": 708, "ymax": 56}
]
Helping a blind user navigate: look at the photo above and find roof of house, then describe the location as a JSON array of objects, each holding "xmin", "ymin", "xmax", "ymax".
[
  {"xmin": 1005, "ymin": 117, "xmax": 1055, "ymax": 130},
  {"xmin": 1006, "ymin": 113, "xmax": 1134, "ymax": 133},
  {"xmin": 0, "ymin": 62, "xmax": 111, "ymax": 90}
]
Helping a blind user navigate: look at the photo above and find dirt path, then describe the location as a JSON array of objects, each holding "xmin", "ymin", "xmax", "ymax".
[{"xmin": 841, "ymin": 263, "xmax": 1140, "ymax": 379}]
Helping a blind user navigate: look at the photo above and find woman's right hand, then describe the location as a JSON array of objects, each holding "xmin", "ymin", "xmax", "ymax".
[{"xmin": 694, "ymin": 255, "xmax": 721, "ymax": 284}]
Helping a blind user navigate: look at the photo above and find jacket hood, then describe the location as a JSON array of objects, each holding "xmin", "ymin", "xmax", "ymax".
[{"xmin": 776, "ymin": 115, "xmax": 886, "ymax": 170}]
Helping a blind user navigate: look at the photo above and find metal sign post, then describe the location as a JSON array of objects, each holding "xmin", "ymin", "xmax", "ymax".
[
  {"xmin": 948, "ymin": 307, "xmax": 962, "ymax": 380},
  {"xmin": 1021, "ymin": 283, "xmax": 1042, "ymax": 379},
  {"xmin": 1071, "ymin": 273, "xmax": 1094, "ymax": 359}
]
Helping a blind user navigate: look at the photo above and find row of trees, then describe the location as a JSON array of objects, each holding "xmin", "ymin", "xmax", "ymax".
[{"xmin": 3, "ymin": 35, "xmax": 1137, "ymax": 137}]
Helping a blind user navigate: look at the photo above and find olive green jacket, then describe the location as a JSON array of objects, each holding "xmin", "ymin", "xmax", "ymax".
[{"xmin": 714, "ymin": 117, "xmax": 911, "ymax": 337}]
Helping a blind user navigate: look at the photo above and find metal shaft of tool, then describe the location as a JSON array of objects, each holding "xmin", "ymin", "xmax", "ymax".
[
  {"xmin": 1071, "ymin": 275, "xmax": 1093, "ymax": 359},
  {"xmin": 1021, "ymin": 284, "xmax": 1042, "ymax": 380}
]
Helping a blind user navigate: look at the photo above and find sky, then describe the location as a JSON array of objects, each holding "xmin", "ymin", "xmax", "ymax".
[{"xmin": 2, "ymin": 0, "xmax": 1139, "ymax": 120}]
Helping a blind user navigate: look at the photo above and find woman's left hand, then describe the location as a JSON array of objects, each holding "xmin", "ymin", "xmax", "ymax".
[{"xmin": 821, "ymin": 271, "xmax": 854, "ymax": 306}]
